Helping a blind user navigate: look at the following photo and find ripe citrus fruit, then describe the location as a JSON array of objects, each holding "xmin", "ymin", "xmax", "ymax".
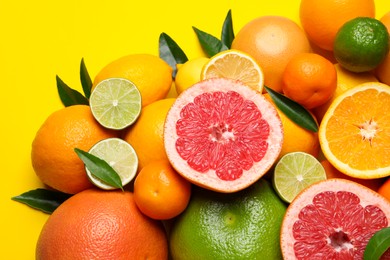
[
  {"xmin": 133, "ymin": 159, "xmax": 191, "ymax": 220},
  {"xmin": 299, "ymin": 0, "xmax": 375, "ymax": 51},
  {"xmin": 313, "ymin": 63, "xmax": 378, "ymax": 122},
  {"xmin": 321, "ymin": 159, "xmax": 383, "ymax": 191},
  {"xmin": 375, "ymin": 12, "xmax": 390, "ymax": 85},
  {"xmin": 201, "ymin": 49, "xmax": 264, "ymax": 92},
  {"xmin": 280, "ymin": 178, "xmax": 390, "ymax": 259},
  {"xmin": 175, "ymin": 57, "xmax": 209, "ymax": 94},
  {"xmin": 169, "ymin": 179, "xmax": 287, "ymax": 259},
  {"xmin": 93, "ymin": 53, "xmax": 173, "ymax": 107},
  {"xmin": 281, "ymin": 52, "xmax": 337, "ymax": 109},
  {"xmin": 264, "ymin": 93, "xmax": 320, "ymax": 159},
  {"xmin": 231, "ymin": 15, "xmax": 311, "ymax": 93},
  {"xmin": 319, "ymin": 82, "xmax": 390, "ymax": 179},
  {"xmin": 85, "ymin": 137, "xmax": 138, "ymax": 190},
  {"xmin": 36, "ymin": 189, "xmax": 168, "ymax": 259},
  {"xmin": 273, "ymin": 152, "xmax": 327, "ymax": 203},
  {"xmin": 89, "ymin": 78, "xmax": 142, "ymax": 130},
  {"xmin": 164, "ymin": 78, "xmax": 283, "ymax": 193},
  {"xmin": 31, "ymin": 105, "xmax": 118, "ymax": 194},
  {"xmin": 123, "ymin": 98, "xmax": 176, "ymax": 171},
  {"xmin": 334, "ymin": 17, "xmax": 389, "ymax": 73},
  {"xmin": 378, "ymin": 178, "xmax": 390, "ymax": 201}
]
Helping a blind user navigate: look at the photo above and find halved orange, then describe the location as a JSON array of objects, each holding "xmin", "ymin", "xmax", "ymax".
[
  {"xmin": 319, "ymin": 82, "xmax": 390, "ymax": 179},
  {"xmin": 201, "ymin": 49, "xmax": 264, "ymax": 92}
]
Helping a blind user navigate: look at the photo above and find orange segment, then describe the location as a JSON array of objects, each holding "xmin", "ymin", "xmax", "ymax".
[{"xmin": 319, "ymin": 82, "xmax": 390, "ymax": 178}]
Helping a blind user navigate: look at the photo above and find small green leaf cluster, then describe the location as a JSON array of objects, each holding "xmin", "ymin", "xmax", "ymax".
[{"xmin": 159, "ymin": 10, "xmax": 234, "ymax": 78}]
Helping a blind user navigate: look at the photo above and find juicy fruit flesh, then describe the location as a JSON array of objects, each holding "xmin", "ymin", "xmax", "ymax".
[
  {"xmin": 321, "ymin": 85, "xmax": 390, "ymax": 177},
  {"xmin": 281, "ymin": 179, "xmax": 390, "ymax": 260},
  {"xmin": 293, "ymin": 190, "xmax": 387, "ymax": 259},
  {"xmin": 90, "ymin": 78, "xmax": 142, "ymax": 130},
  {"xmin": 175, "ymin": 90, "xmax": 269, "ymax": 181},
  {"xmin": 164, "ymin": 77, "xmax": 283, "ymax": 192}
]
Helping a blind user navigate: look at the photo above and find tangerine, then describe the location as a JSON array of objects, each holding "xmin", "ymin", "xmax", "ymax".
[
  {"xmin": 281, "ymin": 52, "xmax": 337, "ymax": 109},
  {"xmin": 133, "ymin": 160, "xmax": 192, "ymax": 220}
]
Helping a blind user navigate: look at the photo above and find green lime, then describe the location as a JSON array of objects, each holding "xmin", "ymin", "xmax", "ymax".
[
  {"xmin": 169, "ymin": 179, "xmax": 286, "ymax": 260},
  {"xmin": 273, "ymin": 151, "xmax": 326, "ymax": 203},
  {"xmin": 90, "ymin": 78, "xmax": 142, "ymax": 130},
  {"xmin": 86, "ymin": 137, "xmax": 138, "ymax": 190},
  {"xmin": 334, "ymin": 17, "xmax": 389, "ymax": 73}
]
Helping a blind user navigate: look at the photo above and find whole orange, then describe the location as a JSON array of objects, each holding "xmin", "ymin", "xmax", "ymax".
[
  {"xmin": 31, "ymin": 105, "xmax": 118, "ymax": 194},
  {"xmin": 375, "ymin": 12, "xmax": 390, "ymax": 85},
  {"xmin": 36, "ymin": 189, "xmax": 168, "ymax": 259},
  {"xmin": 231, "ymin": 15, "xmax": 311, "ymax": 93},
  {"xmin": 378, "ymin": 177, "xmax": 390, "ymax": 201},
  {"xmin": 321, "ymin": 159, "xmax": 383, "ymax": 191},
  {"xmin": 281, "ymin": 52, "xmax": 337, "ymax": 109},
  {"xmin": 300, "ymin": 0, "xmax": 375, "ymax": 51},
  {"xmin": 134, "ymin": 160, "xmax": 192, "ymax": 220},
  {"xmin": 122, "ymin": 98, "xmax": 175, "ymax": 171},
  {"xmin": 263, "ymin": 93, "xmax": 320, "ymax": 159}
]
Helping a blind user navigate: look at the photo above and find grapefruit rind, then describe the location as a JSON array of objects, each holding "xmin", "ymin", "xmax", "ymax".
[
  {"xmin": 164, "ymin": 77, "xmax": 283, "ymax": 193},
  {"xmin": 319, "ymin": 82, "xmax": 390, "ymax": 179},
  {"xmin": 281, "ymin": 178, "xmax": 390, "ymax": 259}
]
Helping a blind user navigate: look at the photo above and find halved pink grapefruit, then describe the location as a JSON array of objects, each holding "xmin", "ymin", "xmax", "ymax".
[
  {"xmin": 164, "ymin": 77, "xmax": 283, "ymax": 193},
  {"xmin": 281, "ymin": 178, "xmax": 390, "ymax": 259}
]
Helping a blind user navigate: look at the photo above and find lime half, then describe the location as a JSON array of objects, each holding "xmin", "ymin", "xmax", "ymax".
[
  {"xmin": 273, "ymin": 152, "xmax": 326, "ymax": 203},
  {"xmin": 86, "ymin": 137, "xmax": 138, "ymax": 190},
  {"xmin": 90, "ymin": 78, "xmax": 142, "ymax": 130}
]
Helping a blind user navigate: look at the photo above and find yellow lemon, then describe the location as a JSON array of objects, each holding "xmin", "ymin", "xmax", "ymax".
[
  {"xmin": 175, "ymin": 57, "xmax": 209, "ymax": 94},
  {"xmin": 93, "ymin": 54, "xmax": 173, "ymax": 107}
]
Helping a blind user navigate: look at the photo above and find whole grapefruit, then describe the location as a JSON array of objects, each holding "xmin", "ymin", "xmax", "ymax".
[
  {"xmin": 36, "ymin": 189, "xmax": 168, "ymax": 259},
  {"xmin": 169, "ymin": 179, "xmax": 287, "ymax": 259}
]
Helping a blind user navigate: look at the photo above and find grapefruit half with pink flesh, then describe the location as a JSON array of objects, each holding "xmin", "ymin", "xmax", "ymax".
[
  {"xmin": 164, "ymin": 77, "xmax": 283, "ymax": 193},
  {"xmin": 281, "ymin": 178, "xmax": 390, "ymax": 259}
]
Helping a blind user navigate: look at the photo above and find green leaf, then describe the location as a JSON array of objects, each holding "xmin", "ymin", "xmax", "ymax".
[
  {"xmin": 80, "ymin": 58, "xmax": 92, "ymax": 99},
  {"xmin": 11, "ymin": 188, "xmax": 72, "ymax": 214},
  {"xmin": 159, "ymin": 33, "xmax": 188, "ymax": 78},
  {"xmin": 265, "ymin": 86, "xmax": 318, "ymax": 132},
  {"xmin": 364, "ymin": 227, "xmax": 390, "ymax": 260},
  {"xmin": 221, "ymin": 10, "xmax": 234, "ymax": 48},
  {"xmin": 56, "ymin": 75, "xmax": 89, "ymax": 107},
  {"xmin": 74, "ymin": 148, "xmax": 123, "ymax": 190},
  {"xmin": 192, "ymin": 26, "xmax": 228, "ymax": 57}
]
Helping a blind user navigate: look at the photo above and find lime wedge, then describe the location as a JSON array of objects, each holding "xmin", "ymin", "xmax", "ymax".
[
  {"xmin": 273, "ymin": 152, "xmax": 326, "ymax": 203},
  {"xmin": 86, "ymin": 137, "xmax": 138, "ymax": 190},
  {"xmin": 90, "ymin": 78, "xmax": 142, "ymax": 130}
]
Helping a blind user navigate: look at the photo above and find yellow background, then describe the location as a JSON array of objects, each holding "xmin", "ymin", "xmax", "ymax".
[{"xmin": 1, "ymin": 0, "xmax": 388, "ymax": 258}]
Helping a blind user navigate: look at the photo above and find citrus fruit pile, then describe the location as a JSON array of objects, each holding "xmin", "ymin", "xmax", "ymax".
[{"xmin": 12, "ymin": 0, "xmax": 390, "ymax": 259}]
